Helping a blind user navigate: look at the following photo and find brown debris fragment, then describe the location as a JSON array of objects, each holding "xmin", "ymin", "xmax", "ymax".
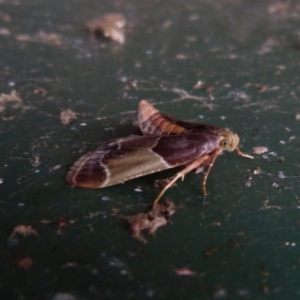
[
  {"xmin": 40, "ymin": 217, "xmax": 75, "ymax": 235},
  {"xmin": 10, "ymin": 225, "xmax": 38, "ymax": 238},
  {"xmin": 174, "ymin": 267, "xmax": 196, "ymax": 276},
  {"xmin": 253, "ymin": 146, "xmax": 268, "ymax": 155},
  {"xmin": 17, "ymin": 257, "xmax": 33, "ymax": 270},
  {"xmin": 34, "ymin": 87, "xmax": 47, "ymax": 96},
  {"xmin": 86, "ymin": 13, "xmax": 126, "ymax": 44},
  {"xmin": 204, "ymin": 247, "xmax": 219, "ymax": 258},
  {"xmin": 60, "ymin": 109, "xmax": 77, "ymax": 125},
  {"xmin": 124, "ymin": 200, "xmax": 176, "ymax": 243},
  {"xmin": 0, "ymin": 91, "xmax": 22, "ymax": 113}
]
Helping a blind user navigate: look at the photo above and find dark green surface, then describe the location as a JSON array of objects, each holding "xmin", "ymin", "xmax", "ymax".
[{"xmin": 1, "ymin": 0, "xmax": 300, "ymax": 299}]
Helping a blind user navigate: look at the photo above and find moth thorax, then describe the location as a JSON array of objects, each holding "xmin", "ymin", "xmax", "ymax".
[{"xmin": 218, "ymin": 129, "xmax": 240, "ymax": 152}]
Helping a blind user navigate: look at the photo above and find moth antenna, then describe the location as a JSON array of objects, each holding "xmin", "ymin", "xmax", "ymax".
[{"xmin": 236, "ymin": 146, "xmax": 254, "ymax": 159}]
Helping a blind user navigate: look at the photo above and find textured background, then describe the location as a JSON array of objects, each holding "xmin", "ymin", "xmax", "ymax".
[{"xmin": 1, "ymin": 0, "xmax": 300, "ymax": 299}]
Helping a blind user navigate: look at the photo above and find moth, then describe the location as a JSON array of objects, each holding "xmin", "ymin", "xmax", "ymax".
[{"xmin": 66, "ymin": 100, "xmax": 253, "ymax": 203}]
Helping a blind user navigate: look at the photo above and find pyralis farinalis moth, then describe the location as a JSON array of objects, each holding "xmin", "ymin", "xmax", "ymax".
[{"xmin": 66, "ymin": 100, "xmax": 253, "ymax": 203}]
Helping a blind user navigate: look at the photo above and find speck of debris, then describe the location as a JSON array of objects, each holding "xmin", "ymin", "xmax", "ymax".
[
  {"xmin": 214, "ymin": 287, "xmax": 227, "ymax": 299},
  {"xmin": 295, "ymin": 114, "xmax": 300, "ymax": 121},
  {"xmin": 9, "ymin": 225, "xmax": 38, "ymax": 238},
  {"xmin": 124, "ymin": 200, "xmax": 176, "ymax": 243},
  {"xmin": 272, "ymin": 182, "xmax": 279, "ymax": 188},
  {"xmin": 52, "ymin": 293, "xmax": 77, "ymax": 300},
  {"xmin": 0, "ymin": 178, "xmax": 3, "ymax": 184},
  {"xmin": 174, "ymin": 268, "xmax": 196, "ymax": 276},
  {"xmin": 34, "ymin": 87, "xmax": 47, "ymax": 96},
  {"xmin": 253, "ymin": 167, "xmax": 262, "ymax": 175},
  {"xmin": 204, "ymin": 247, "xmax": 219, "ymax": 258},
  {"xmin": 193, "ymin": 80, "xmax": 204, "ymax": 89},
  {"xmin": 134, "ymin": 187, "xmax": 142, "ymax": 192},
  {"xmin": 49, "ymin": 164, "xmax": 61, "ymax": 172},
  {"xmin": 253, "ymin": 146, "xmax": 268, "ymax": 155},
  {"xmin": 0, "ymin": 28, "xmax": 10, "ymax": 36},
  {"xmin": 205, "ymin": 85, "xmax": 214, "ymax": 92},
  {"xmin": 279, "ymin": 140, "xmax": 286, "ymax": 144},
  {"xmin": 0, "ymin": 90, "xmax": 22, "ymax": 113},
  {"xmin": 60, "ymin": 109, "xmax": 77, "ymax": 125},
  {"xmin": 15, "ymin": 30, "xmax": 63, "ymax": 46},
  {"xmin": 175, "ymin": 53, "xmax": 188, "ymax": 60},
  {"xmin": 86, "ymin": 13, "xmax": 126, "ymax": 44},
  {"xmin": 244, "ymin": 177, "xmax": 252, "ymax": 187},
  {"xmin": 278, "ymin": 171, "xmax": 285, "ymax": 179},
  {"xmin": 17, "ymin": 257, "xmax": 33, "ymax": 270}
]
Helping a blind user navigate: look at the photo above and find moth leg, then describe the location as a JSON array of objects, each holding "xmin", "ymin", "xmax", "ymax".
[
  {"xmin": 153, "ymin": 154, "xmax": 211, "ymax": 205},
  {"xmin": 201, "ymin": 149, "xmax": 221, "ymax": 196}
]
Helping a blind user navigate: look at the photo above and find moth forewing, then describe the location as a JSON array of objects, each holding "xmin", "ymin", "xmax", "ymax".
[{"xmin": 66, "ymin": 133, "xmax": 221, "ymax": 189}]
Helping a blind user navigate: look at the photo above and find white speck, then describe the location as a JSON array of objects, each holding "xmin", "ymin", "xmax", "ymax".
[
  {"xmin": 278, "ymin": 171, "xmax": 285, "ymax": 179},
  {"xmin": 285, "ymin": 242, "xmax": 290, "ymax": 246},
  {"xmin": 220, "ymin": 116, "xmax": 226, "ymax": 120},
  {"xmin": 101, "ymin": 196, "xmax": 110, "ymax": 201},
  {"xmin": 80, "ymin": 123, "xmax": 87, "ymax": 126},
  {"xmin": 34, "ymin": 170, "xmax": 40, "ymax": 173},
  {"xmin": 292, "ymin": 243, "xmax": 296, "ymax": 247},
  {"xmin": 198, "ymin": 115, "xmax": 204, "ymax": 119},
  {"xmin": 17, "ymin": 203, "xmax": 25, "ymax": 207},
  {"xmin": 120, "ymin": 269, "xmax": 128, "ymax": 275},
  {"xmin": 135, "ymin": 188, "xmax": 142, "ymax": 192},
  {"xmin": 279, "ymin": 140, "xmax": 286, "ymax": 144},
  {"xmin": 272, "ymin": 182, "xmax": 278, "ymax": 187},
  {"xmin": 146, "ymin": 50, "xmax": 153, "ymax": 55},
  {"xmin": 269, "ymin": 152, "xmax": 277, "ymax": 156},
  {"xmin": 214, "ymin": 288, "xmax": 227, "ymax": 299},
  {"xmin": 8, "ymin": 81, "xmax": 15, "ymax": 86},
  {"xmin": 0, "ymin": 178, "xmax": 3, "ymax": 184}
]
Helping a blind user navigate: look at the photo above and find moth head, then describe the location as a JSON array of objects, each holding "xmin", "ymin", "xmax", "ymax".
[{"xmin": 218, "ymin": 129, "xmax": 240, "ymax": 152}]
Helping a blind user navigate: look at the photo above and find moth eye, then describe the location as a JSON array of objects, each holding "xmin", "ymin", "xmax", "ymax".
[{"xmin": 221, "ymin": 140, "xmax": 228, "ymax": 148}]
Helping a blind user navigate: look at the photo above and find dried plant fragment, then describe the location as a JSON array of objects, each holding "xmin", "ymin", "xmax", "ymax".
[
  {"xmin": 10, "ymin": 225, "xmax": 38, "ymax": 238},
  {"xmin": 86, "ymin": 13, "xmax": 126, "ymax": 44},
  {"xmin": 17, "ymin": 257, "xmax": 33, "ymax": 269},
  {"xmin": 253, "ymin": 146, "xmax": 268, "ymax": 155},
  {"xmin": 174, "ymin": 268, "xmax": 196, "ymax": 276},
  {"xmin": 0, "ymin": 90, "xmax": 22, "ymax": 113},
  {"xmin": 60, "ymin": 109, "xmax": 77, "ymax": 125},
  {"xmin": 125, "ymin": 200, "xmax": 176, "ymax": 243}
]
